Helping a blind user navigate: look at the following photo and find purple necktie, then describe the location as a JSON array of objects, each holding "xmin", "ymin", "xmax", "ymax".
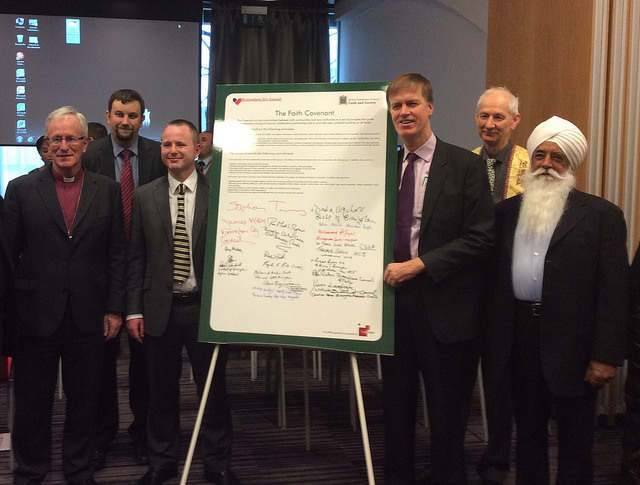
[{"xmin": 393, "ymin": 152, "xmax": 418, "ymax": 262}]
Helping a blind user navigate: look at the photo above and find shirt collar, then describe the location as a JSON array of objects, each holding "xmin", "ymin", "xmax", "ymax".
[
  {"xmin": 111, "ymin": 137, "xmax": 139, "ymax": 158},
  {"xmin": 481, "ymin": 140, "xmax": 512, "ymax": 163},
  {"xmin": 405, "ymin": 132, "xmax": 436, "ymax": 163},
  {"xmin": 168, "ymin": 168, "xmax": 198, "ymax": 194}
]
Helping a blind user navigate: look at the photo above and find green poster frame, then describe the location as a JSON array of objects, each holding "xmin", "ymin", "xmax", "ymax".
[{"xmin": 198, "ymin": 81, "xmax": 397, "ymax": 355}]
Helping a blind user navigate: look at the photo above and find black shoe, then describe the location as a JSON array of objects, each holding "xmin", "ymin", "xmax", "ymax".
[
  {"xmin": 136, "ymin": 467, "xmax": 177, "ymax": 485},
  {"xmin": 204, "ymin": 468, "xmax": 240, "ymax": 485},
  {"xmin": 132, "ymin": 442, "xmax": 149, "ymax": 466},
  {"xmin": 90, "ymin": 447, "xmax": 107, "ymax": 471}
]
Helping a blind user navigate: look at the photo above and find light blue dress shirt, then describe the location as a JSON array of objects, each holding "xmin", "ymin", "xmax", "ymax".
[{"xmin": 511, "ymin": 219, "xmax": 554, "ymax": 302}]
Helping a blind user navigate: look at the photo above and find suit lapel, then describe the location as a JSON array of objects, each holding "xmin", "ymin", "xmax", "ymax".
[
  {"xmin": 71, "ymin": 171, "xmax": 99, "ymax": 236},
  {"xmin": 36, "ymin": 170, "xmax": 68, "ymax": 236},
  {"xmin": 503, "ymin": 197, "xmax": 522, "ymax": 258},
  {"xmin": 549, "ymin": 190, "xmax": 586, "ymax": 248},
  {"xmin": 99, "ymin": 138, "xmax": 117, "ymax": 179},
  {"xmin": 420, "ymin": 138, "xmax": 448, "ymax": 234},
  {"xmin": 193, "ymin": 174, "xmax": 210, "ymax": 250},
  {"xmin": 153, "ymin": 177, "xmax": 173, "ymax": 246},
  {"xmin": 137, "ymin": 138, "xmax": 151, "ymax": 183}
]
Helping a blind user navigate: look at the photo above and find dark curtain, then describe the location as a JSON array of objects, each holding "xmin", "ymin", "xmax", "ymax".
[{"xmin": 209, "ymin": 5, "xmax": 330, "ymax": 122}]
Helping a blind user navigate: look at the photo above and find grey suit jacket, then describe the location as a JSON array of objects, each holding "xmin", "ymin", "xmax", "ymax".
[
  {"xmin": 82, "ymin": 135, "xmax": 166, "ymax": 185},
  {"xmin": 489, "ymin": 189, "xmax": 629, "ymax": 396},
  {"xmin": 126, "ymin": 172, "xmax": 209, "ymax": 337},
  {"xmin": 3, "ymin": 167, "xmax": 126, "ymax": 337}
]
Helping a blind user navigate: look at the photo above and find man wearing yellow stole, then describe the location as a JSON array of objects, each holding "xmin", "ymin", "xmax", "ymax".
[
  {"xmin": 474, "ymin": 86, "xmax": 529, "ymax": 485},
  {"xmin": 474, "ymin": 87, "xmax": 529, "ymax": 205}
]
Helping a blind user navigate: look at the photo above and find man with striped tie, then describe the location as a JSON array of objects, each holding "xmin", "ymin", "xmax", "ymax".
[{"xmin": 126, "ymin": 120, "xmax": 236, "ymax": 485}]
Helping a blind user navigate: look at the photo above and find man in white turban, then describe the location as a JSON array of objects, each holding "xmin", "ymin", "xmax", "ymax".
[{"xmin": 483, "ymin": 116, "xmax": 629, "ymax": 484}]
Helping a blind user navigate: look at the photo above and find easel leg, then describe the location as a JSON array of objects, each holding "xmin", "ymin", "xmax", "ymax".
[
  {"xmin": 180, "ymin": 344, "xmax": 220, "ymax": 485},
  {"xmin": 351, "ymin": 353, "xmax": 375, "ymax": 485}
]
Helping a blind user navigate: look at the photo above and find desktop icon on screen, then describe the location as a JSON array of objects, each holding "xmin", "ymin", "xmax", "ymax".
[
  {"xmin": 28, "ymin": 19, "xmax": 38, "ymax": 28},
  {"xmin": 16, "ymin": 68, "xmax": 25, "ymax": 78},
  {"xmin": 16, "ymin": 34, "xmax": 24, "ymax": 43},
  {"xmin": 15, "ymin": 17, "xmax": 24, "ymax": 26},
  {"xmin": 16, "ymin": 86, "xmax": 25, "ymax": 95},
  {"xmin": 28, "ymin": 36, "xmax": 39, "ymax": 44},
  {"xmin": 66, "ymin": 19, "xmax": 81, "ymax": 44},
  {"xmin": 17, "ymin": 120, "xmax": 26, "ymax": 129},
  {"xmin": 16, "ymin": 52, "xmax": 25, "ymax": 61},
  {"xmin": 17, "ymin": 103, "xmax": 26, "ymax": 112}
]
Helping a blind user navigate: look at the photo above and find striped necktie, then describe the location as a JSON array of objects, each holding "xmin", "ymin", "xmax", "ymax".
[
  {"xmin": 120, "ymin": 149, "xmax": 134, "ymax": 243},
  {"xmin": 173, "ymin": 183, "xmax": 190, "ymax": 283}
]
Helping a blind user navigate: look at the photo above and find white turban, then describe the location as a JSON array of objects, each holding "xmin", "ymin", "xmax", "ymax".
[{"xmin": 526, "ymin": 116, "xmax": 588, "ymax": 170}]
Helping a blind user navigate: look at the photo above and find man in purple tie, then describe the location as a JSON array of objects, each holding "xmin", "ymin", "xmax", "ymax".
[{"xmin": 382, "ymin": 73, "xmax": 495, "ymax": 485}]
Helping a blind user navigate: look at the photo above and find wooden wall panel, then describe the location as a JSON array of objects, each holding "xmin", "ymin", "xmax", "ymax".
[{"xmin": 485, "ymin": 0, "xmax": 595, "ymax": 189}]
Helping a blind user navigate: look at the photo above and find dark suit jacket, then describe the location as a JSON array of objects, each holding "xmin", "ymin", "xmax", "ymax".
[
  {"xmin": 401, "ymin": 138, "xmax": 495, "ymax": 344},
  {"xmin": 0, "ymin": 196, "xmax": 15, "ymax": 355},
  {"xmin": 489, "ymin": 189, "xmax": 629, "ymax": 397},
  {"xmin": 82, "ymin": 134, "xmax": 166, "ymax": 185},
  {"xmin": 3, "ymin": 167, "xmax": 126, "ymax": 337},
  {"xmin": 631, "ymin": 243, "xmax": 640, "ymax": 315},
  {"xmin": 127, "ymin": 172, "xmax": 209, "ymax": 337}
]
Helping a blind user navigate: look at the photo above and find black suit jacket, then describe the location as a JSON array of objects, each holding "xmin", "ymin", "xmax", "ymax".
[
  {"xmin": 489, "ymin": 189, "xmax": 629, "ymax": 396},
  {"xmin": 127, "ymin": 172, "xmax": 209, "ymax": 337},
  {"xmin": 82, "ymin": 135, "xmax": 166, "ymax": 185},
  {"xmin": 0, "ymin": 196, "xmax": 15, "ymax": 355},
  {"xmin": 400, "ymin": 138, "xmax": 495, "ymax": 344},
  {"xmin": 3, "ymin": 167, "xmax": 126, "ymax": 337}
]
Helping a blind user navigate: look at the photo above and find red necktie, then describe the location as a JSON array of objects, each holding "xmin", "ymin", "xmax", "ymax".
[
  {"xmin": 120, "ymin": 149, "xmax": 134, "ymax": 243},
  {"xmin": 393, "ymin": 152, "xmax": 418, "ymax": 262}
]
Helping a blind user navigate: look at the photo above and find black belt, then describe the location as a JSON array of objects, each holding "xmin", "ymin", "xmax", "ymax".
[
  {"xmin": 172, "ymin": 292, "xmax": 200, "ymax": 304},
  {"xmin": 515, "ymin": 299, "xmax": 542, "ymax": 317}
]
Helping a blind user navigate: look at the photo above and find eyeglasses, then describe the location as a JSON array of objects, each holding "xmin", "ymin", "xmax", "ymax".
[{"xmin": 46, "ymin": 135, "xmax": 86, "ymax": 147}]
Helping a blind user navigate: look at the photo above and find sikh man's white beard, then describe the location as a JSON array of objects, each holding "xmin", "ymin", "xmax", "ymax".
[{"xmin": 518, "ymin": 167, "xmax": 576, "ymax": 239}]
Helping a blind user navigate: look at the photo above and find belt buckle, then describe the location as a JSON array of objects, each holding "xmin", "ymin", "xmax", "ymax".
[{"xmin": 531, "ymin": 302, "xmax": 542, "ymax": 316}]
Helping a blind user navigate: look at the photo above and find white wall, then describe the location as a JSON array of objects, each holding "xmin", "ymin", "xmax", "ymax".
[{"xmin": 335, "ymin": 0, "xmax": 488, "ymax": 149}]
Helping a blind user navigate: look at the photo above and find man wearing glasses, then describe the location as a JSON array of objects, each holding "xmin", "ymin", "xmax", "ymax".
[{"xmin": 4, "ymin": 106, "xmax": 126, "ymax": 485}]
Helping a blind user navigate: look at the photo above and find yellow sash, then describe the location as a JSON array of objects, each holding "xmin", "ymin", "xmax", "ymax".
[{"xmin": 473, "ymin": 144, "xmax": 530, "ymax": 200}]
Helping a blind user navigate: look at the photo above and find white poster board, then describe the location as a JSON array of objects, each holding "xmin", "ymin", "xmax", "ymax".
[{"xmin": 200, "ymin": 82, "xmax": 396, "ymax": 354}]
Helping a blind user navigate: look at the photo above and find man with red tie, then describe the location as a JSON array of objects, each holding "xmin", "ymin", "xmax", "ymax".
[{"xmin": 82, "ymin": 89, "xmax": 166, "ymax": 469}]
